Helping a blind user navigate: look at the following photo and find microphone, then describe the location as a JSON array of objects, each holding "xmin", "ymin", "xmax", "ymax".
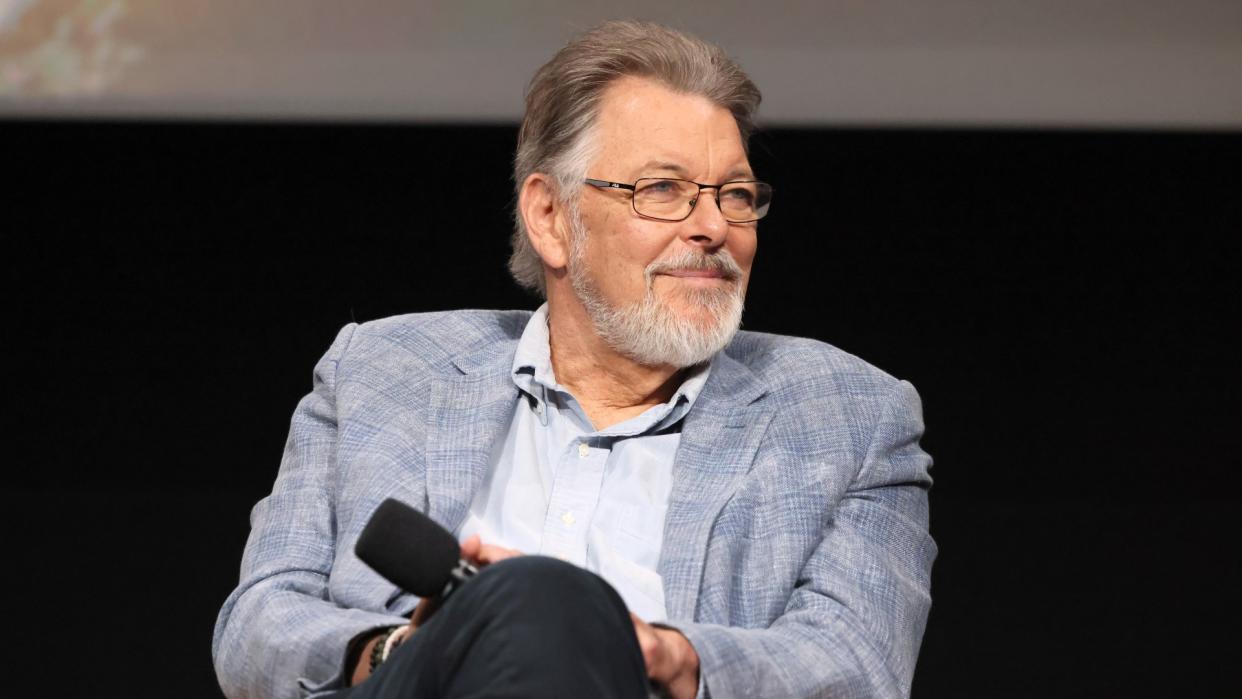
[
  {"xmin": 355, "ymin": 498, "xmax": 478, "ymax": 602},
  {"xmin": 359, "ymin": 499, "xmax": 661, "ymax": 697}
]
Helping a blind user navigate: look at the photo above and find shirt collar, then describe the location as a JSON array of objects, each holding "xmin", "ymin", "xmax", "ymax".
[{"xmin": 511, "ymin": 303, "xmax": 713, "ymax": 417}]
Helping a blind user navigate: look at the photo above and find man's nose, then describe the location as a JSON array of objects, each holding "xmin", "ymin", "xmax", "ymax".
[{"xmin": 682, "ymin": 191, "xmax": 730, "ymax": 247}]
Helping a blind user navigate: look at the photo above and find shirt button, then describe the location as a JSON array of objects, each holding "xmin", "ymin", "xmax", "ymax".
[
  {"xmin": 561, "ymin": 510, "xmax": 576, "ymax": 526},
  {"xmin": 577, "ymin": 443, "xmax": 590, "ymax": 458}
]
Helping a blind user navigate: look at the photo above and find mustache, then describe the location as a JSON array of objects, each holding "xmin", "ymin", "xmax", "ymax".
[{"xmin": 645, "ymin": 250, "xmax": 743, "ymax": 282}]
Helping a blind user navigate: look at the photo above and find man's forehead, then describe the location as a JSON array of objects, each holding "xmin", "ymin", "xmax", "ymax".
[{"xmin": 593, "ymin": 76, "xmax": 749, "ymax": 176}]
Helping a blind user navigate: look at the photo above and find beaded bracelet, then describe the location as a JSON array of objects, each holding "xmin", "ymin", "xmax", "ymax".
[
  {"xmin": 382, "ymin": 625, "xmax": 410, "ymax": 662},
  {"xmin": 369, "ymin": 627, "xmax": 401, "ymax": 674}
]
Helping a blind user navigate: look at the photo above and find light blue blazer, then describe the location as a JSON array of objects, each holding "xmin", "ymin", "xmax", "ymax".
[{"xmin": 213, "ymin": 310, "xmax": 936, "ymax": 699}]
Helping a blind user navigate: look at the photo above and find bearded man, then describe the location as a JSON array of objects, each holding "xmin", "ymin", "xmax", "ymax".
[{"xmin": 214, "ymin": 20, "xmax": 935, "ymax": 699}]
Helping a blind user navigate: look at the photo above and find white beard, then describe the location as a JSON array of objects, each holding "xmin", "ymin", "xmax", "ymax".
[{"xmin": 567, "ymin": 215, "xmax": 746, "ymax": 368}]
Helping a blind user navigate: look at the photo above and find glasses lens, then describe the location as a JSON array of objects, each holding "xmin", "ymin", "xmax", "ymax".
[
  {"xmin": 630, "ymin": 178, "xmax": 772, "ymax": 222},
  {"xmin": 633, "ymin": 178, "xmax": 697, "ymax": 220},
  {"xmin": 719, "ymin": 181, "xmax": 772, "ymax": 222}
]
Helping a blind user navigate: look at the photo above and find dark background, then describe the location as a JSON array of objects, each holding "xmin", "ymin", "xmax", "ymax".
[{"xmin": 5, "ymin": 121, "xmax": 1239, "ymax": 696}]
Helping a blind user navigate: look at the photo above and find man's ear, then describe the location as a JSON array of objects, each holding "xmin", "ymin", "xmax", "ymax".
[{"xmin": 518, "ymin": 173, "xmax": 572, "ymax": 270}]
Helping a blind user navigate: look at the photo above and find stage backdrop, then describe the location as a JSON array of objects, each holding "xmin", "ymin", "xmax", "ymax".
[{"xmin": 4, "ymin": 120, "xmax": 1239, "ymax": 696}]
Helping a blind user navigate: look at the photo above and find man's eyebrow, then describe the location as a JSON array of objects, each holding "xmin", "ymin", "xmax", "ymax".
[
  {"xmin": 722, "ymin": 167, "xmax": 756, "ymax": 181},
  {"xmin": 637, "ymin": 161, "xmax": 757, "ymax": 182},
  {"xmin": 638, "ymin": 160, "xmax": 690, "ymax": 176}
]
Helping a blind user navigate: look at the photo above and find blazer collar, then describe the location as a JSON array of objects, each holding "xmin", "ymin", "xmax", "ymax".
[
  {"xmin": 695, "ymin": 347, "xmax": 768, "ymax": 408},
  {"xmin": 424, "ymin": 338, "xmax": 521, "ymax": 531},
  {"xmin": 447, "ymin": 336, "xmax": 519, "ymax": 377},
  {"xmin": 659, "ymin": 348, "xmax": 775, "ymax": 622}
]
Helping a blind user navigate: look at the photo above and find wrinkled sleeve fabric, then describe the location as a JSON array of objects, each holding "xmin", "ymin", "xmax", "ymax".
[
  {"xmin": 675, "ymin": 380, "xmax": 936, "ymax": 699},
  {"xmin": 212, "ymin": 324, "xmax": 409, "ymax": 699}
]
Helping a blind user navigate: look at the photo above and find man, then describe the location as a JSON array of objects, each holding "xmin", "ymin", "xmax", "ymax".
[{"xmin": 214, "ymin": 19, "xmax": 934, "ymax": 699}]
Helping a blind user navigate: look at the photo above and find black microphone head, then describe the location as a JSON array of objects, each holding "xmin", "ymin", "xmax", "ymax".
[{"xmin": 355, "ymin": 498, "xmax": 460, "ymax": 597}]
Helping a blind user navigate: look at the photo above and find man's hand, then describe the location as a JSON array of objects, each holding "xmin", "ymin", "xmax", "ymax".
[
  {"xmin": 351, "ymin": 534, "xmax": 522, "ymax": 686},
  {"xmin": 631, "ymin": 613, "xmax": 700, "ymax": 699},
  {"xmin": 408, "ymin": 533, "xmax": 522, "ymax": 626},
  {"xmin": 461, "ymin": 533, "xmax": 523, "ymax": 566}
]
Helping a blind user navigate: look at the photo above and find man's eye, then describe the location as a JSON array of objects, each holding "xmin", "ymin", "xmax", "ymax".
[
  {"xmin": 639, "ymin": 179, "xmax": 678, "ymax": 194},
  {"xmin": 636, "ymin": 180, "xmax": 684, "ymax": 203}
]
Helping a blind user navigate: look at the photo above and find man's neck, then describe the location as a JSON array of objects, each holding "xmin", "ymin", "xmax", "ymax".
[{"xmin": 545, "ymin": 297, "xmax": 684, "ymax": 430}]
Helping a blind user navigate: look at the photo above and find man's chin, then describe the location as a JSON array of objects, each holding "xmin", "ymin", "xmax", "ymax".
[
  {"xmin": 665, "ymin": 298, "xmax": 744, "ymax": 344},
  {"xmin": 662, "ymin": 292, "xmax": 739, "ymax": 323},
  {"xmin": 660, "ymin": 280, "xmax": 736, "ymax": 306},
  {"xmin": 672, "ymin": 307, "xmax": 729, "ymax": 333}
]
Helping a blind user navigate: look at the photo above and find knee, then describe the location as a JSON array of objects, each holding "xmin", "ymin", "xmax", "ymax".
[
  {"xmin": 474, "ymin": 555, "xmax": 608, "ymax": 596},
  {"xmin": 465, "ymin": 556, "xmax": 630, "ymax": 623},
  {"xmin": 410, "ymin": 557, "xmax": 649, "ymax": 698}
]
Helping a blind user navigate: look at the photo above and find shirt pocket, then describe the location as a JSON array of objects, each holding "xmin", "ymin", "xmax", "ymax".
[{"xmin": 619, "ymin": 503, "xmax": 665, "ymax": 546}]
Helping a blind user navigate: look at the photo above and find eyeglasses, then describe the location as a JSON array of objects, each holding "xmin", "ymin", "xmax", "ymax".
[{"xmin": 584, "ymin": 177, "xmax": 772, "ymax": 223}]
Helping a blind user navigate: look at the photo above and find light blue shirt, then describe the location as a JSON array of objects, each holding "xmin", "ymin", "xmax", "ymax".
[{"xmin": 457, "ymin": 304, "xmax": 710, "ymax": 622}]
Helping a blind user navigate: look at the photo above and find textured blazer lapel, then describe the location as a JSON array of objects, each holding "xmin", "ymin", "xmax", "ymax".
[
  {"xmin": 660, "ymin": 352, "xmax": 773, "ymax": 622},
  {"xmin": 424, "ymin": 341, "xmax": 519, "ymax": 534}
]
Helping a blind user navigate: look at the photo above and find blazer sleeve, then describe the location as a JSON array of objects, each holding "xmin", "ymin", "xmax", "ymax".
[
  {"xmin": 672, "ymin": 380, "xmax": 936, "ymax": 699},
  {"xmin": 212, "ymin": 324, "xmax": 410, "ymax": 699}
]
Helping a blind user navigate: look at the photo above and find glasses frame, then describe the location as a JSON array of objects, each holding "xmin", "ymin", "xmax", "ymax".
[{"xmin": 583, "ymin": 177, "xmax": 772, "ymax": 223}]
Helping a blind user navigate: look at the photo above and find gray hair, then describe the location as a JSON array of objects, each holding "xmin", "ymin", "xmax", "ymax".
[{"xmin": 509, "ymin": 19, "xmax": 762, "ymax": 297}]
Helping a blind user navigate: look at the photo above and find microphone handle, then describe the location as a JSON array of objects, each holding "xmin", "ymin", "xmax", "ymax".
[{"xmin": 416, "ymin": 560, "xmax": 479, "ymax": 622}]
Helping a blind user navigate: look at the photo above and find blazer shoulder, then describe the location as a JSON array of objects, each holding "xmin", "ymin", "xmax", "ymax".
[
  {"xmin": 724, "ymin": 331, "xmax": 922, "ymax": 466},
  {"xmin": 726, "ymin": 329, "xmax": 905, "ymax": 398},
  {"xmin": 339, "ymin": 309, "xmax": 532, "ymax": 373}
]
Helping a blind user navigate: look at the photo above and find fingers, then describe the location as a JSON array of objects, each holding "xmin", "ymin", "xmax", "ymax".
[
  {"xmin": 475, "ymin": 543, "xmax": 522, "ymax": 565},
  {"xmin": 630, "ymin": 613, "xmax": 662, "ymax": 677},
  {"xmin": 460, "ymin": 533, "xmax": 482, "ymax": 561},
  {"xmin": 631, "ymin": 614, "xmax": 698, "ymax": 699},
  {"xmin": 459, "ymin": 534, "xmax": 521, "ymax": 567}
]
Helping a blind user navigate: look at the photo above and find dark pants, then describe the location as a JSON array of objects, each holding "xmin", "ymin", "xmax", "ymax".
[{"xmin": 331, "ymin": 556, "xmax": 651, "ymax": 699}]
